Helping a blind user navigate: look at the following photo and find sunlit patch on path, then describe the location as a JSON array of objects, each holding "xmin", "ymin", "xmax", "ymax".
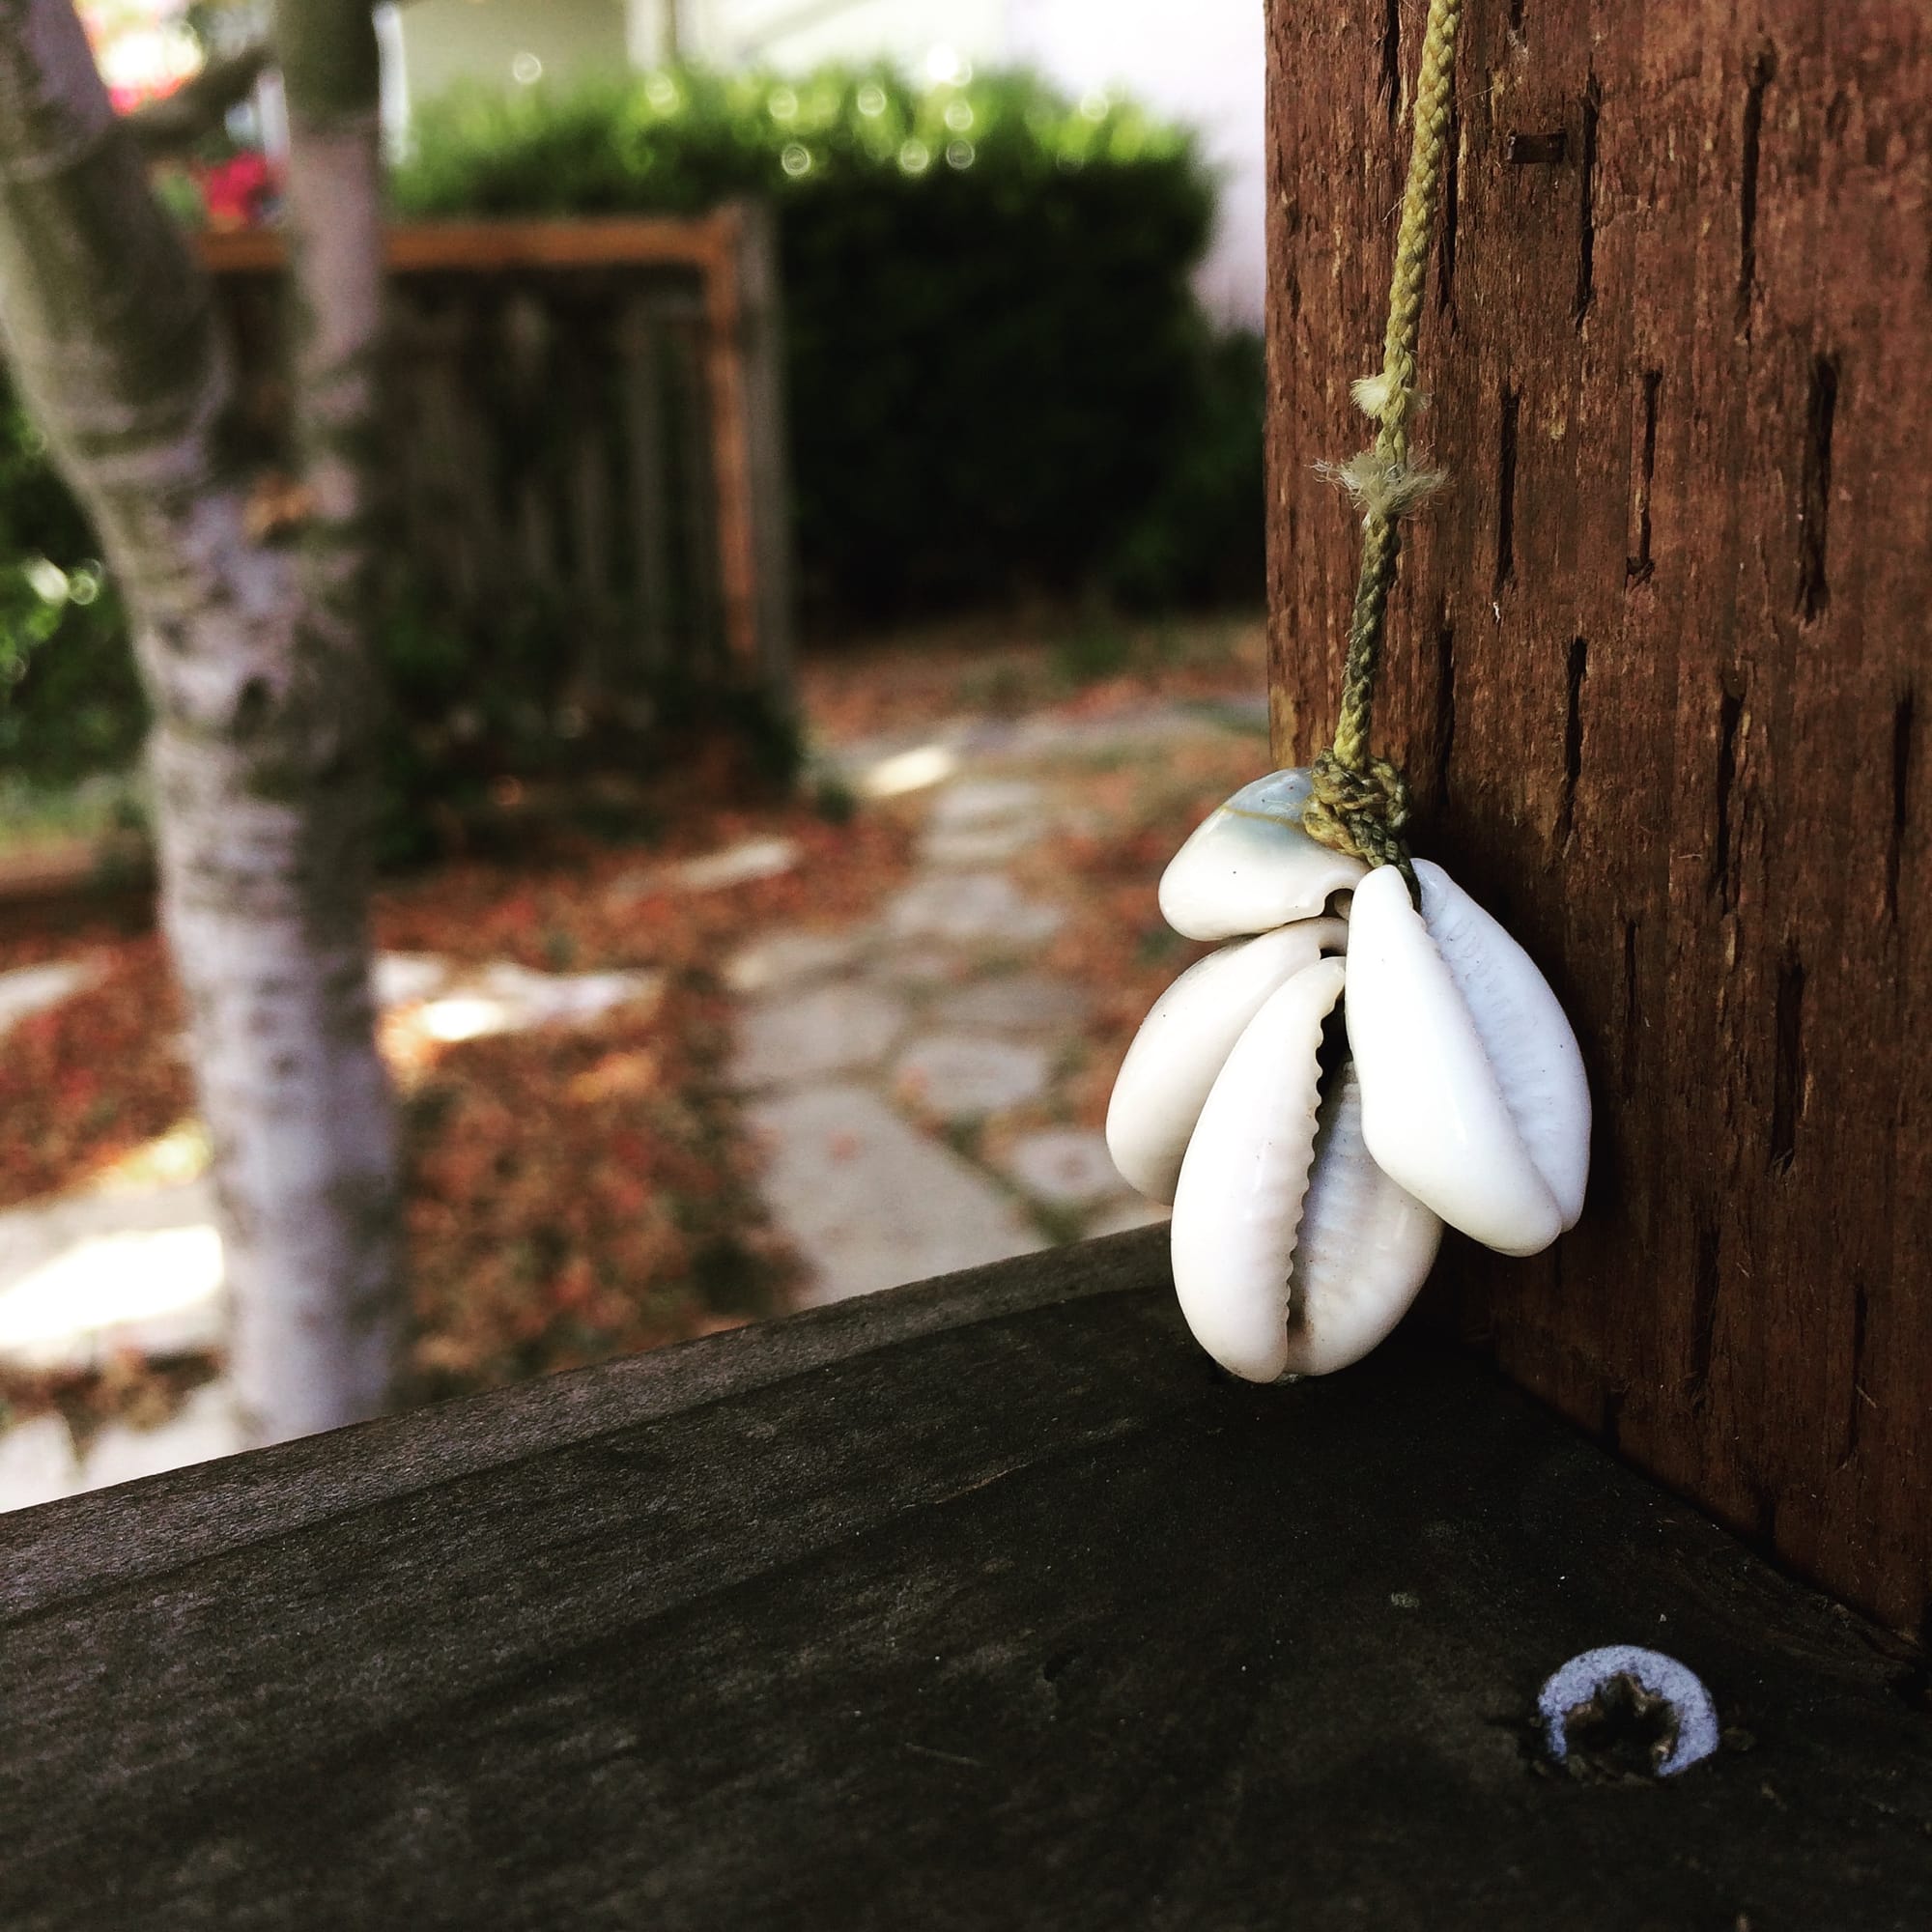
[{"xmin": 0, "ymin": 954, "xmax": 673, "ymax": 1512}]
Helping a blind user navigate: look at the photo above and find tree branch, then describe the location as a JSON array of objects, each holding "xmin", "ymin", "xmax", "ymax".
[
  {"xmin": 117, "ymin": 0, "xmax": 434, "ymax": 156},
  {"xmin": 123, "ymin": 38, "xmax": 270, "ymax": 154}
]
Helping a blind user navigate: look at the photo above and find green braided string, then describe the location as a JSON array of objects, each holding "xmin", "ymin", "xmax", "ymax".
[{"xmin": 1301, "ymin": 0, "xmax": 1464, "ymax": 894}]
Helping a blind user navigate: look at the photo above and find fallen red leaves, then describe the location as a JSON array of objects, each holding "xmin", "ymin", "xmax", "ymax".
[
  {"xmin": 1, "ymin": 615, "xmax": 1265, "ymax": 1438},
  {"xmin": 0, "ymin": 939, "xmax": 189, "ymax": 1209},
  {"xmin": 0, "ymin": 791, "xmax": 913, "ymax": 1428}
]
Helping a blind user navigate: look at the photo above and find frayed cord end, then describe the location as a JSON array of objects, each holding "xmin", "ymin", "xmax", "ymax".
[
  {"xmin": 1351, "ymin": 373, "xmax": 1397, "ymax": 418},
  {"xmin": 1317, "ymin": 448, "xmax": 1448, "ymax": 523}
]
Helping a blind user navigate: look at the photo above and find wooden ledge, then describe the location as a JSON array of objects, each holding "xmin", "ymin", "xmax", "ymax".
[
  {"xmin": 3, "ymin": 1230, "xmax": 1927, "ymax": 1927},
  {"xmin": 199, "ymin": 212, "xmax": 741, "ymax": 277}
]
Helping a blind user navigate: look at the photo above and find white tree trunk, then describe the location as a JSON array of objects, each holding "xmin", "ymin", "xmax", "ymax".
[{"xmin": 0, "ymin": 0, "xmax": 404, "ymax": 1443}]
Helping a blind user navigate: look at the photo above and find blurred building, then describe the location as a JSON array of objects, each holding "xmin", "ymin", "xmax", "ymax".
[{"xmin": 393, "ymin": 0, "xmax": 1264, "ymax": 326}]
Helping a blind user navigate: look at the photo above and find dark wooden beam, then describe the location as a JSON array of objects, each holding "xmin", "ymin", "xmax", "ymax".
[{"xmin": 2, "ymin": 1233, "xmax": 1927, "ymax": 1926}]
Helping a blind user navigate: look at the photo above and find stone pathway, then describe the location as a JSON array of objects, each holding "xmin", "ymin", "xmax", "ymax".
[
  {"xmin": 721, "ymin": 735, "xmax": 1191, "ymax": 1310},
  {"xmin": 0, "ymin": 951, "xmax": 664, "ymax": 1510},
  {"xmin": 0, "ymin": 693, "xmax": 1254, "ymax": 1509}
]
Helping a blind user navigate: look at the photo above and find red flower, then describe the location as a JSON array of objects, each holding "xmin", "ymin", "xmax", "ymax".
[{"xmin": 201, "ymin": 151, "xmax": 275, "ymax": 231}]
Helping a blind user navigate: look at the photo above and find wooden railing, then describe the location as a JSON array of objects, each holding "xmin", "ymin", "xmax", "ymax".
[
  {"xmin": 203, "ymin": 207, "xmax": 793, "ymax": 717},
  {"xmin": 8, "ymin": 1230, "xmax": 1926, "ymax": 1920}
]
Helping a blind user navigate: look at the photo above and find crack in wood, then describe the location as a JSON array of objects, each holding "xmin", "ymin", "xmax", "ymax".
[
  {"xmin": 1889, "ymin": 687, "xmax": 1916, "ymax": 925},
  {"xmin": 1508, "ymin": 129, "xmax": 1570, "ymax": 166},
  {"xmin": 1627, "ymin": 369, "xmax": 1662, "ymax": 584},
  {"xmin": 1557, "ymin": 636, "xmax": 1587, "ymax": 847},
  {"xmin": 1379, "ymin": 0, "xmax": 1403, "ymax": 134},
  {"xmin": 1434, "ymin": 611, "xmax": 1457, "ymax": 796},
  {"xmin": 1688, "ymin": 1218, "xmax": 1720, "ymax": 1409},
  {"xmin": 1845, "ymin": 1275, "xmax": 1871, "ymax": 1463},
  {"xmin": 1494, "ymin": 386, "xmax": 1520, "ymax": 596},
  {"xmin": 1437, "ymin": 101, "xmax": 1460, "ymax": 317},
  {"xmin": 1738, "ymin": 48, "xmax": 1776, "ymax": 326},
  {"xmin": 1713, "ymin": 686, "xmax": 1745, "ymax": 911},
  {"xmin": 1575, "ymin": 75, "xmax": 1601, "ymax": 322},
  {"xmin": 1621, "ymin": 919, "xmax": 1641, "ymax": 1099},
  {"xmin": 1770, "ymin": 947, "xmax": 1806, "ymax": 1175},
  {"xmin": 1797, "ymin": 353, "xmax": 1838, "ymax": 624}
]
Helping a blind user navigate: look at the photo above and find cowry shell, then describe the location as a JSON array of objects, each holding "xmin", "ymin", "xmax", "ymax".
[
  {"xmin": 1281, "ymin": 1061, "xmax": 1442, "ymax": 1376},
  {"xmin": 1157, "ymin": 768, "xmax": 1369, "ymax": 942},
  {"xmin": 1105, "ymin": 917, "xmax": 1348, "ymax": 1204},
  {"xmin": 1344, "ymin": 859, "xmax": 1590, "ymax": 1257},
  {"xmin": 1170, "ymin": 957, "xmax": 1441, "ymax": 1382}
]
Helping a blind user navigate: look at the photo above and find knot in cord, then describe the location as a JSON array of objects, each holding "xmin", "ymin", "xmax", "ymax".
[
  {"xmin": 1303, "ymin": 750, "xmax": 1417, "ymax": 891},
  {"xmin": 1297, "ymin": 0, "xmax": 1462, "ymax": 907}
]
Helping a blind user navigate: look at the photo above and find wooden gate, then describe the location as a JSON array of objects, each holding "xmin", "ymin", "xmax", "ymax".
[{"xmin": 204, "ymin": 207, "xmax": 794, "ymax": 720}]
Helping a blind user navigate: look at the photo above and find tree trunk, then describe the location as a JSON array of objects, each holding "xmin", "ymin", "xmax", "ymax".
[
  {"xmin": 0, "ymin": 0, "xmax": 403, "ymax": 1443},
  {"xmin": 1264, "ymin": 0, "xmax": 1931, "ymax": 1629}
]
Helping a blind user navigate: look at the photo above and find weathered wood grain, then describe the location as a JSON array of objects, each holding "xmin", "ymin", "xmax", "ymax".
[
  {"xmin": 1265, "ymin": 0, "xmax": 1932, "ymax": 1627},
  {"xmin": 1, "ymin": 1232, "xmax": 1927, "ymax": 1928}
]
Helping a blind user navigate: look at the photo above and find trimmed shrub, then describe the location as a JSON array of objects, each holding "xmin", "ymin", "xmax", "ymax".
[{"xmin": 393, "ymin": 66, "xmax": 1260, "ymax": 619}]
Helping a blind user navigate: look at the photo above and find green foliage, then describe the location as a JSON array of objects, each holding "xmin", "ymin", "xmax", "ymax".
[
  {"xmin": 0, "ymin": 64, "xmax": 1263, "ymax": 808},
  {"xmin": 394, "ymin": 65, "xmax": 1258, "ymax": 617},
  {"xmin": 0, "ymin": 383, "xmax": 147, "ymax": 786},
  {"xmin": 1102, "ymin": 328, "xmax": 1266, "ymax": 610}
]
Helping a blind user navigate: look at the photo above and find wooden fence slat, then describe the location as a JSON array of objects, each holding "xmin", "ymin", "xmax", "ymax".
[
  {"xmin": 561, "ymin": 309, "xmax": 616, "ymax": 696},
  {"xmin": 499, "ymin": 289, "xmax": 557, "ymax": 611},
  {"xmin": 729, "ymin": 202, "xmax": 798, "ymax": 715},
  {"xmin": 614, "ymin": 298, "xmax": 673, "ymax": 677},
  {"xmin": 670, "ymin": 317, "xmax": 724, "ymax": 673},
  {"xmin": 701, "ymin": 206, "xmax": 762, "ymax": 682}
]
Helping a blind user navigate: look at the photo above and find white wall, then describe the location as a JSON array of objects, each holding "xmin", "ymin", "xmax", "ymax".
[
  {"xmin": 669, "ymin": 0, "xmax": 1266, "ymax": 327},
  {"xmin": 1004, "ymin": 1, "xmax": 1264, "ymax": 327},
  {"xmin": 675, "ymin": 0, "xmax": 1005, "ymax": 72}
]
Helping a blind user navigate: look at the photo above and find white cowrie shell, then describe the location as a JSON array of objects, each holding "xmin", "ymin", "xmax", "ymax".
[
  {"xmin": 1157, "ymin": 768, "xmax": 1369, "ymax": 942},
  {"xmin": 1344, "ymin": 859, "xmax": 1590, "ymax": 1257},
  {"xmin": 1281, "ymin": 1060, "xmax": 1442, "ymax": 1376},
  {"xmin": 1105, "ymin": 917, "xmax": 1348, "ymax": 1205},
  {"xmin": 1171, "ymin": 956, "xmax": 1441, "ymax": 1382}
]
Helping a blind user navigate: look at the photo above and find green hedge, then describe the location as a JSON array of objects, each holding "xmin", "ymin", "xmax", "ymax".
[
  {"xmin": 393, "ymin": 65, "xmax": 1262, "ymax": 618},
  {"xmin": 0, "ymin": 392, "xmax": 145, "ymax": 787}
]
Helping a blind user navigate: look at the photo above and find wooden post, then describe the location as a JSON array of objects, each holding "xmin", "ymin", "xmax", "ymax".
[
  {"xmin": 1265, "ymin": 0, "xmax": 1931, "ymax": 1629},
  {"xmin": 701, "ymin": 202, "xmax": 796, "ymax": 706},
  {"xmin": 731, "ymin": 203, "xmax": 799, "ymax": 717}
]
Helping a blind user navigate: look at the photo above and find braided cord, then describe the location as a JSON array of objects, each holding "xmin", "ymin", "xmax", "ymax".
[{"xmin": 1302, "ymin": 0, "xmax": 1464, "ymax": 890}]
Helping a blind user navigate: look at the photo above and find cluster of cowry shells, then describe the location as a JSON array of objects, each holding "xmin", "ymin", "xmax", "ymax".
[{"xmin": 1105, "ymin": 769, "xmax": 1591, "ymax": 1382}]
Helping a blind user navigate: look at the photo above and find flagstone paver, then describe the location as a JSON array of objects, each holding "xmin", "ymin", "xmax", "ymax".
[
  {"xmin": 1002, "ymin": 1130, "xmax": 1125, "ymax": 1208},
  {"xmin": 886, "ymin": 871, "xmax": 1065, "ymax": 949},
  {"xmin": 0, "ymin": 958, "xmax": 101, "ymax": 1039},
  {"xmin": 931, "ymin": 974, "xmax": 1090, "ymax": 1037},
  {"xmin": 894, "ymin": 1034, "xmax": 1053, "ymax": 1119},
  {"xmin": 749, "ymin": 1084, "xmax": 1040, "ymax": 1306},
  {"xmin": 729, "ymin": 982, "xmax": 910, "ymax": 1090}
]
